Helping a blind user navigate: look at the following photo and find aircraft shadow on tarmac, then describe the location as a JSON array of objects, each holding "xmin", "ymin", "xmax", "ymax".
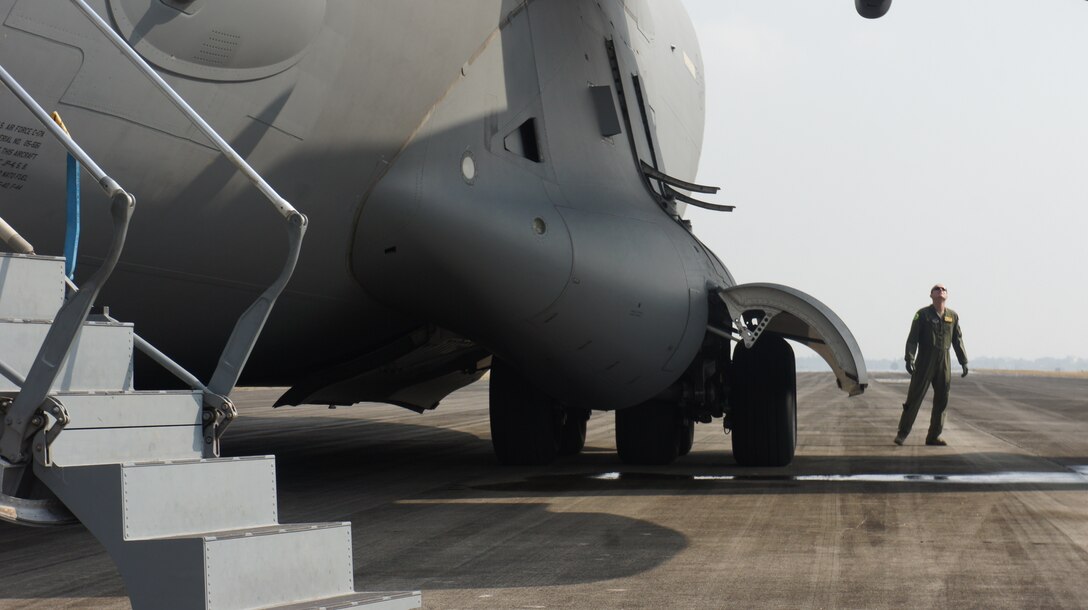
[
  {"xmin": 351, "ymin": 501, "xmax": 689, "ymax": 591},
  {"xmin": 218, "ymin": 414, "xmax": 1088, "ymax": 589},
  {"xmin": 0, "ymin": 416, "xmax": 692, "ymax": 596},
  {"xmin": 229, "ymin": 416, "xmax": 693, "ymax": 590},
  {"xmin": 5, "ymin": 411, "xmax": 1087, "ymax": 597},
  {"xmin": 221, "ymin": 415, "xmax": 1088, "ymax": 500}
]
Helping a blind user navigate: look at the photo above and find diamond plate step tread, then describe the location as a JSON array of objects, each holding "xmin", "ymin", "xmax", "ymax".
[
  {"xmin": 0, "ymin": 254, "xmax": 65, "ymax": 320},
  {"xmin": 265, "ymin": 591, "xmax": 423, "ymax": 610}
]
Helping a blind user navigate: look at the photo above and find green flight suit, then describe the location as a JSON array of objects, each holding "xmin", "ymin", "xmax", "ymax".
[{"xmin": 898, "ymin": 305, "xmax": 968, "ymax": 441}]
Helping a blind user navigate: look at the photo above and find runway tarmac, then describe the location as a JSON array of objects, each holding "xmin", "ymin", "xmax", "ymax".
[{"xmin": 1, "ymin": 372, "xmax": 1087, "ymax": 609}]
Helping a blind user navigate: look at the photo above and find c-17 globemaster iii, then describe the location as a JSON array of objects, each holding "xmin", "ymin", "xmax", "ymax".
[
  {"xmin": 0, "ymin": 0, "xmax": 890, "ymax": 606},
  {"xmin": 0, "ymin": 0, "xmax": 892, "ymax": 518}
]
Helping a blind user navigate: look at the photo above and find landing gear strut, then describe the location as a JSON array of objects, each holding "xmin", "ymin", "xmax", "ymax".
[
  {"xmin": 489, "ymin": 360, "xmax": 558, "ymax": 465},
  {"xmin": 729, "ymin": 334, "xmax": 797, "ymax": 466},
  {"xmin": 677, "ymin": 417, "xmax": 695, "ymax": 457},
  {"xmin": 557, "ymin": 409, "xmax": 590, "ymax": 456},
  {"xmin": 615, "ymin": 401, "xmax": 691, "ymax": 465}
]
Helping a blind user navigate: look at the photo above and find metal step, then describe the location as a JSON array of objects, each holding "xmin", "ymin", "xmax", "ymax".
[
  {"xmin": 0, "ymin": 240, "xmax": 419, "ymax": 608},
  {"xmin": 1, "ymin": 20, "xmax": 420, "ymax": 605},
  {"xmin": 32, "ymin": 456, "xmax": 279, "ymax": 539},
  {"xmin": 266, "ymin": 591, "xmax": 422, "ymax": 610},
  {"xmin": 44, "ymin": 391, "xmax": 202, "ymax": 466},
  {"xmin": 27, "ymin": 396, "xmax": 425, "ymax": 610},
  {"xmin": 36, "ymin": 456, "xmax": 361, "ymax": 610},
  {"xmin": 0, "ymin": 319, "xmax": 134, "ymax": 392},
  {"xmin": 118, "ymin": 522, "xmax": 357, "ymax": 610},
  {"xmin": 120, "ymin": 457, "xmax": 278, "ymax": 540},
  {"xmin": 198, "ymin": 522, "xmax": 356, "ymax": 610},
  {"xmin": 0, "ymin": 253, "xmax": 65, "ymax": 320}
]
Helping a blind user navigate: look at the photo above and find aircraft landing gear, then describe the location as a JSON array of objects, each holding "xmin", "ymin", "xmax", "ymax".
[
  {"xmin": 488, "ymin": 359, "xmax": 561, "ymax": 465},
  {"xmin": 557, "ymin": 409, "xmax": 590, "ymax": 456},
  {"xmin": 615, "ymin": 401, "xmax": 691, "ymax": 465},
  {"xmin": 677, "ymin": 417, "xmax": 695, "ymax": 457},
  {"xmin": 729, "ymin": 334, "xmax": 797, "ymax": 467}
]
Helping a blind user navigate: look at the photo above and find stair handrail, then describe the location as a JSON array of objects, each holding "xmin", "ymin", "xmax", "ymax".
[
  {"xmin": 68, "ymin": 0, "xmax": 300, "ymax": 222},
  {"xmin": 0, "ymin": 358, "xmax": 26, "ymax": 388},
  {"xmin": 0, "ymin": 1, "xmax": 309, "ymax": 462},
  {"xmin": 66, "ymin": 0, "xmax": 308, "ymax": 406},
  {"xmin": 67, "ymin": 275, "xmax": 210, "ymax": 395},
  {"xmin": 0, "ymin": 64, "xmax": 132, "ymax": 463},
  {"xmin": 0, "ymin": 62, "xmax": 133, "ymax": 463},
  {"xmin": 0, "ymin": 65, "xmax": 126, "ymax": 200}
]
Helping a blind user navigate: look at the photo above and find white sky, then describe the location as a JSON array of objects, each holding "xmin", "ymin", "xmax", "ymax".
[{"xmin": 683, "ymin": 0, "xmax": 1088, "ymax": 361}]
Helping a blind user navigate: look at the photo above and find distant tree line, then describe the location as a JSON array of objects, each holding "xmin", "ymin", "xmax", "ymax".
[{"xmin": 793, "ymin": 355, "xmax": 1088, "ymax": 373}]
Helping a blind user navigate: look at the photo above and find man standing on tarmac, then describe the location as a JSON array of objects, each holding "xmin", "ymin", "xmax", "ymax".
[{"xmin": 895, "ymin": 283, "xmax": 969, "ymax": 446}]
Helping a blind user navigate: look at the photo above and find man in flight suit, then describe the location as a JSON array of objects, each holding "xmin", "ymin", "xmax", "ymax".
[{"xmin": 895, "ymin": 283, "xmax": 968, "ymax": 446}]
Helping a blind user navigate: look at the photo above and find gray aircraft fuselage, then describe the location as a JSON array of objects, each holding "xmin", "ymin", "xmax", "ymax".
[{"xmin": 0, "ymin": 0, "xmax": 739, "ymax": 413}]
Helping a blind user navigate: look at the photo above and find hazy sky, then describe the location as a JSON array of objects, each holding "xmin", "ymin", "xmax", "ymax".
[{"xmin": 683, "ymin": 1, "xmax": 1088, "ymax": 361}]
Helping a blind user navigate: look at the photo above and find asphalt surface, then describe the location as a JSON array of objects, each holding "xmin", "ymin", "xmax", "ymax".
[{"xmin": 1, "ymin": 372, "xmax": 1087, "ymax": 609}]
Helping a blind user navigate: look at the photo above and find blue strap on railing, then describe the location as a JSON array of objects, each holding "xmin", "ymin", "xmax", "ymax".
[
  {"xmin": 51, "ymin": 112, "xmax": 80, "ymax": 279},
  {"xmin": 64, "ymin": 152, "xmax": 80, "ymax": 279}
]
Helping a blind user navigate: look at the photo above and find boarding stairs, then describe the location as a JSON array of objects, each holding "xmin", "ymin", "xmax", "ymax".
[
  {"xmin": 0, "ymin": 254, "xmax": 418, "ymax": 609},
  {"xmin": 0, "ymin": 1, "xmax": 419, "ymax": 608}
]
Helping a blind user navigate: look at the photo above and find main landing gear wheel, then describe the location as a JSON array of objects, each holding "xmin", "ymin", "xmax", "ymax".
[
  {"xmin": 557, "ymin": 409, "xmax": 590, "ymax": 456},
  {"xmin": 677, "ymin": 418, "xmax": 695, "ymax": 457},
  {"xmin": 729, "ymin": 334, "xmax": 797, "ymax": 467},
  {"xmin": 615, "ymin": 401, "xmax": 689, "ymax": 465},
  {"xmin": 489, "ymin": 360, "xmax": 560, "ymax": 465}
]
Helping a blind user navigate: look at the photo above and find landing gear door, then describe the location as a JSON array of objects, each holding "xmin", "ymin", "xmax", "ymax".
[{"xmin": 716, "ymin": 283, "xmax": 868, "ymax": 397}]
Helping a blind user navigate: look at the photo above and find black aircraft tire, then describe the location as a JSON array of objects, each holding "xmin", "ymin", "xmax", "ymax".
[
  {"xmin": 730, "ymin": 335, "xmax": 797, "ymax": 467},
  {"xmin": 677, "ymin": 418, "xmax": 695, "ymax": 457},
  {"xmin": 615, "ymin": 401, "xmax": 682, "ymax": 465},
  {"xmin": 557, "ymin": 409, "xmax": 590, "ymax": 456},
  {"xmin": 489, "ymin": 360, "xmax": 559, "ymax": 465}
]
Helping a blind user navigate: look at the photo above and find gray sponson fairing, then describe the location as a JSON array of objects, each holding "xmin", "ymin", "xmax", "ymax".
[{"xmin": 352, "ymin": 0, "xmax": 732, "ymax": 411}]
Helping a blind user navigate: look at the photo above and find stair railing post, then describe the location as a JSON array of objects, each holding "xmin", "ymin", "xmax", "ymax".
[
  {"xmin": 2, "ymin": 3, "xmax": 310, "ymax": 459},
  {"xmin": 66, "ymin": 0, "xmax": 309, "ymax": 416},
  {"xmin": 0, "ymin": 191, "xmax": 133, "ymax": 463},
  {"xmin": 66, "ymin": 0, "xmax": 299, "ymax": 220},
  {"xmin": 0, "ymin": 63, "xmax": 138, "ymax": 464},
  {"xmin": 201, "ymin": 212, "xmax": 306, "ymax": 456}
]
